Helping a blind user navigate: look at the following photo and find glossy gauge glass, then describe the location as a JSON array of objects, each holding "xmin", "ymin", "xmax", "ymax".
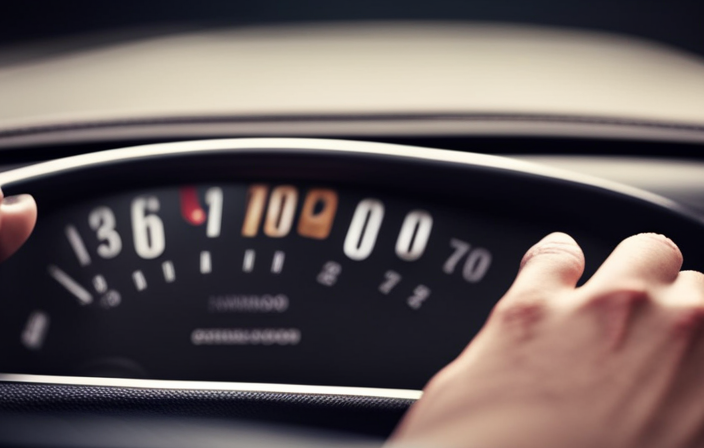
[
  {"xmin": 1, "ymin": 139, "xmax": 703, "ymax": 390},
  {"xmin": 0, "ymin": 182, "xmax": 606, "ymax": 389}
]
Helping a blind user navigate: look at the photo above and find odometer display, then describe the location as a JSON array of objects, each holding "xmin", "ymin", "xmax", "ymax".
[{"xmin": 0, "ymin": 182, "xmax": 609, "ymax": 389}]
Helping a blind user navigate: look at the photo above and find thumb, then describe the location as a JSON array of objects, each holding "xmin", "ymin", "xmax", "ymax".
[{"xmin": 0, "ymin": 191, "xmax": 37, "ymax": 262}]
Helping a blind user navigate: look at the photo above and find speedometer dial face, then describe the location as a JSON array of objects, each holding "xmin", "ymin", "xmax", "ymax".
[{"xmin": 0, "ymin": 181, "xmax": 615, "ymax": 389}]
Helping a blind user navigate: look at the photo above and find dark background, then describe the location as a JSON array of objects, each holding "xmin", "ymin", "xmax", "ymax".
[{"xmin": 2, "ymin": 0, "xmax": 704, "ymax": 55}]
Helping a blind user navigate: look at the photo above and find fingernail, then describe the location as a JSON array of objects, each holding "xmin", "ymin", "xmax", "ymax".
[
  {"xmin": 2, "ymin": 194, "xmax": 31, "ymax": 205},
  {"xmin": 539, "ymin": 232, "xmax": 575, "ymax": 244}
]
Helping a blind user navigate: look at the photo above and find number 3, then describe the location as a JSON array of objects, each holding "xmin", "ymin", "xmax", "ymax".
[{"xmin": 89, "ymin": 206, "xmax": 122, "ymax": 259}]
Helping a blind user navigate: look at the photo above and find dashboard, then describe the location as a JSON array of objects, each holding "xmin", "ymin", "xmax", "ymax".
[
  {"xmin": 6, "ymin": 137, "xmax": 696, "ymax": 390},
  {"xmin": 2, "ymin": 19, "xmax": 704, "ymax": 446}
]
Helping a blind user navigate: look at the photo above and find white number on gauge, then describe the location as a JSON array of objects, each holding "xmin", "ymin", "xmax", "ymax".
[
  {"xmin": 89, "ymin": 206, "xmax": 123, "ymax": 259},
  {"xmin": 131, "ymin": 196, "xmax": 166, "ymax": 259},
  {"xmin": 443, "ymin": 238, "xmax": 493, "ymax": 283}
]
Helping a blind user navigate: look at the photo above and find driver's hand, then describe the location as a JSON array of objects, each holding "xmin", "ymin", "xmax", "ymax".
[
  {"xmin": 0, "ymin": 191, "xmax": 37, "ymax": 262},
  {"xmin": 391, "ymin": 232, "xmax": 704, "ymax": 448}
]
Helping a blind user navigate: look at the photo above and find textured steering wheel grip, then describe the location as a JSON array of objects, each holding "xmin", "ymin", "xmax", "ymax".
[{"xmin": 0, "ymin": 382, "xmax": 413, "ymax": 443}]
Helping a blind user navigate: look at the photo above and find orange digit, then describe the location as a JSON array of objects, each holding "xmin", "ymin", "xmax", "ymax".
[
  {"xmin": 241, "ymin": 184, "xmax": 268, "ymax": 237},
  {"xmin": 298, "ymin": 189, "xmax": 338, "ymax": 240}
]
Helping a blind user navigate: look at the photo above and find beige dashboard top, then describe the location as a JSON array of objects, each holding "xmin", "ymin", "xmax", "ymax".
[{"xmin": 2, "ymin": 22, "xmax": 704, "ymax": 132}]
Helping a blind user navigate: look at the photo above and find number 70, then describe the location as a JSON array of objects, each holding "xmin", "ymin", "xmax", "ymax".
[{"xmin": 443, "ymin": 239, "xmax": 492, "ymax": 283}]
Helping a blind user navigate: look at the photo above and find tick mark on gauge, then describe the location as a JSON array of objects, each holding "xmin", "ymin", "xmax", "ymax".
[
  {"xmin": 162, "ymin": 260, "xmax": 176, "ymax": 282},
  {"xmin": 48, "ymin": 265, "xmax": 93, "ymax": 305},
  {"xmin": 200, "ymin": 251, "xmax": 212, "ymax": 274},
  {"xmin": 21, "ymin": 311, "xmax": 49, "ymax": 350},
  {"xmin": 271, "ymin": 251, "xmax": 285, "ymax": 274},
  {"xmin": 132, "ymin": 270, "xmax": 147, "ymax": 291},
  {"xmin": 65, "ymin": 225, "xmax": 91, "ymax": 266},
  {"xmin": 243, "ymin": 250, "xmax": 255, "ymax": 273},
  {"xmin": 92, "ymin": 275, "xmax": 108, "ymax": 293}
]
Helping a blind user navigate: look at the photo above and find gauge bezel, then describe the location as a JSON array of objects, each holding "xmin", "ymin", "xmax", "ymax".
[
  {"xmin": 1, "ymin": 138, "xmax": 704, "ymax": 397},
  {"xmin": 1, "ymin": 138, "xmax": 702, "ymax": 250},
  {"xmin": 0, "ymin": 138, "xmax": 698, "ymax": 221}
]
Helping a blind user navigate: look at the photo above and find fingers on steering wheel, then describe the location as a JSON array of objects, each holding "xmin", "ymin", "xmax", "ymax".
[
  {"xmin": 668, "ymin": 270, "xmax": 704, "ymax": 308},
  {"xmin": 489, "ymin": 232, "xmax": 584, "ymax": 338},
  {"xmin": 504, "ymin": 232, "xmax": 585, "ymax": 300},
  {"xmin": 0, "ymin": 192, "xmax": 37, "ymax": 262},
  {"xmin": 568, "ymin": 233, "xmax": 685, "ymax": 350},
  {"xmin": 665, "ymin": 270, "xmax": 704, "ymax": 337},
  {"xmin": 493, "ymin": 232, "xmax": 583, "ymax": 313},
  {"xmin": 649, "ymin": 270, "xmax": 704, "ymax": 444},
  {"xmin": 579, "ymin": 233, "xmax": 683, "ymax": 298}
]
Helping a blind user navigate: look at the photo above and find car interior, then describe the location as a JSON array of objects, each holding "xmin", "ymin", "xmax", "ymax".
[{"xmin": 1, "ymin": 1, "xmax": 704, "ymax": 446}]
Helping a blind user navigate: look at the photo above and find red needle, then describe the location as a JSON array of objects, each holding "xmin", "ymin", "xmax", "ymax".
[{"xmin": 180, "ymin": 186, "xmax": 206, "ymax": 225}]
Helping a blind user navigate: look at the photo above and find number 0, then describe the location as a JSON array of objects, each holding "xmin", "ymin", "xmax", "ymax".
[
  {"xmin": 395, "ymin": 210, "xmax": 433, "ymax": 261},
  {"xmin": 344, "ymin": 199, "xmax": 384, "ymax": 261}
]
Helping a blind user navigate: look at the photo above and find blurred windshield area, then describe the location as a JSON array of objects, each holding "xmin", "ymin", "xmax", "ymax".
[
  {"xmin": 1, "ymin": 0, "xmax": 703, "ymax": 55},
  {"xmin": 1, "ymin": 0, "xmax": 703, "ymax": 160}
]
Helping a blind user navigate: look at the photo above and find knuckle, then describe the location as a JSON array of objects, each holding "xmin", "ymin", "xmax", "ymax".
[
  {"xmin": 575, "ymin": 289, "xmax": 650, "ymax": 346},
  {"xmin": 577, "ymin": 284, "xmax": 652, "ymax": 349},
  {"xmin": 491, "ymin": 299, "xmax": 546, "ymax": 339},
  {"xmin": 579, "ymin": 287, "xmax": 650, "ymax": 313},
  {"xmin": 669, "ymin": 305, "xmax": 704, "ymax": 338}
]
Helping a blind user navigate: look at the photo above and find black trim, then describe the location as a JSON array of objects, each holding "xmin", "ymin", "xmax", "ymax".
[{"xmin": 0, "ymin": 382, "xmax": 411, "ymax": 436}]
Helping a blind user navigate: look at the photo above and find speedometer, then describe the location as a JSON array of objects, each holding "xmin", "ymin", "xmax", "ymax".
[{"xmin": 1, "ymin": 139, "xmax": 702, "ymax": 390}]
